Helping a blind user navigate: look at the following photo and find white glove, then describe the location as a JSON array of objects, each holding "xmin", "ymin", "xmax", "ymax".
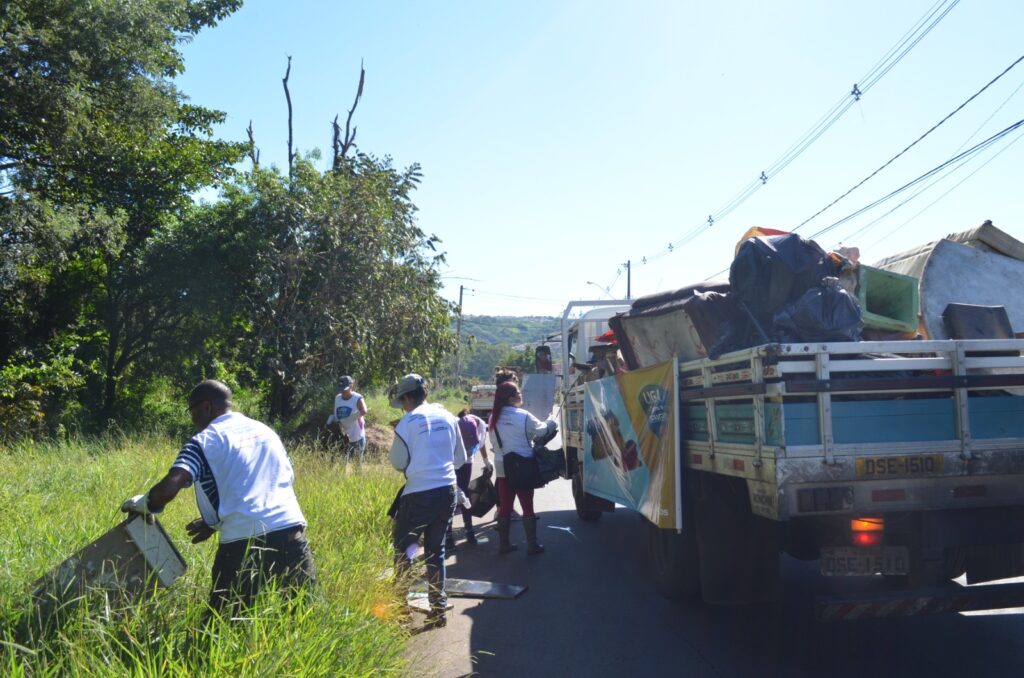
[
  {"xmin": 456, "ymin": 487, "xmax": 472, "ymax": 510},
  {"xmin": 484, "ymin": 459, "xmax": 494, "ymax": 474},
  {"xmin": 121, "ymin": 493, "xmax": 160, "ymax": 516}
]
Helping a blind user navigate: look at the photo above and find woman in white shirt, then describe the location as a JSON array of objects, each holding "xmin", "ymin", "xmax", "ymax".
[{"xmin": 488, "ymin": 381, "xmax": 556, "ymax": 555}]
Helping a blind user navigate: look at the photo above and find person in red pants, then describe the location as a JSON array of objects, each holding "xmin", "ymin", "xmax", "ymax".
[{"xmin": 488, "ymin": 382, "xmax": 557, "ymax": 555}]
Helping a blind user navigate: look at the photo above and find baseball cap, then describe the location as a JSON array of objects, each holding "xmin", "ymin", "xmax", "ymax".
[
  {"xmin": 390, "ymin": 373, "xmax": 425, "ymax": 407},
  {"xmin": 339, "ymin": 375, "xmax": 354, "ymax": 389}
]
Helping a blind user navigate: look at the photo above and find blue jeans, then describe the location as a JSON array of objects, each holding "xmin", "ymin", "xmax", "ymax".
[
  {"xmin": 393, "ymin": 484, "xmax": 456, "ymax": 612},
  {"xmin": 345, "ymin": 437, "xmax": 366, "ymax": 462}
]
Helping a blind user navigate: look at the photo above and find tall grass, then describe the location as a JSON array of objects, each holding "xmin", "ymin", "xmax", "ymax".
[{"xmin": 0, "ymin": 435, "xmax": 409, "ymax": 676}]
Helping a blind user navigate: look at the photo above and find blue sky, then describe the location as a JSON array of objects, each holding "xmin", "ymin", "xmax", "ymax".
[{"xmin": 178, "ymin": 0, "xmax": 1024, "ymax": 316}]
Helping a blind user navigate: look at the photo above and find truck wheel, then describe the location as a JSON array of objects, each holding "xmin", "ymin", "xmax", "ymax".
[
  {"xmin": 572, "ymin": 472, "xmax": 602, "ymax": 522},
  {"xmin": 647, "ymin": 519, "xmax": 701, "ymax": 601},
  {"xmin": 694, "ymin": 474, "xmax": 780, "ymax": 605}
]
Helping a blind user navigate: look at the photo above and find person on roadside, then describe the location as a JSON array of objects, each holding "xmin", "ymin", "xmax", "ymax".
[
  {"xmin": 488, "ymin": 381, "xmax": 556, "ymax": 555},
  {"xmin": 326, "ymin": 375, "xmax": 368, "ymax": 462},
  {"xmin": 445, "ymin": 408, "xmax": 493, "ymax": 550},
  {"xmin": 388, "ymin": 374, "xmax": 466, "ymax": 629},
  {"xmin": 122, "ymin": 380, "xmax": 315, "ymax": 617},
  {"xmin": 492, "ymin": 368, "xmax": 521, "ymax": 520}
]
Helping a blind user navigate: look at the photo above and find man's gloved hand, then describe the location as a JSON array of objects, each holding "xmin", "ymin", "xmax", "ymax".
[
  {"xmin": 484, "ymin": 459, "xmax": 495, "ymax": 475},
  {"xmin": 121, "ymin": 493, "xmax": 159, "ymax": 524},
  {"xmin": 185, "ymin": 517, "xmax": 216, "ymax": 544},
  {"xmin": 121, "ymin": 493, "xmax": 160, "ymax": 516}
]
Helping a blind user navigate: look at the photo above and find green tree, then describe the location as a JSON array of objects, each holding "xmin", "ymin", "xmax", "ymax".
[
  {"xmin": 191, "ymin": 154, "xmax": 455, "ymax": 421},
  {"xmin": 0, "ymin": 0, "xmax": 244, "ymax": 424}
]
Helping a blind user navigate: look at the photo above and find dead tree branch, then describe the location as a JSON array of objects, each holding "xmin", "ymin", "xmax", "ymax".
[
  {"xmin": 246, "ymin": 119, "xmax": 260, "ymax": 168},
  {"xmin": 282, "ymin": 56, "xmax": 295, "ymax": 175},
  {"xmin": 334, "ymin": 60, "xmax": 365, "ymax": 167},
  {"xmin": 331, "ymin": 115, "xmax": 341, "ymax": 168}
]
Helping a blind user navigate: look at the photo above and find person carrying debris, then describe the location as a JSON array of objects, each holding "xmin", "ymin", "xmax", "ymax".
[
  {"xmin": 326, "ymin": 375, "xmax": 368, "ymax": 462},
  {"xmin": 489, "ymin": 381, "xmax": 557, "ymax": 555},
  {"xmin": 388, "ymin": 373, "xmax": 466, "ymax": 630},
  {"xmin": 445, "ymin": 408, "xmax": 493, "ymax": 549},
  {"xmin": 121, "ymin": 380, "xmax": 315, "ymax": 616}
]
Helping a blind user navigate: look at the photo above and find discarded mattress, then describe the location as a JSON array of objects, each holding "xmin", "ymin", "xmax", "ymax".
[
  {"xmin": 610, "ymin": 281, "xmax": 734, "ymax": 369},
  {"xmin": 873, "ymin": 227, "xmax": 1024, "ymax": 339}
]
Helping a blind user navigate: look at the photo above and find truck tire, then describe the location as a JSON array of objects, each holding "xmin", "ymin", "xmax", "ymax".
[
  {"xmin": 647, "ymin": 518, "xmax": 701, "ymax": 601},
  {"xmin": 572, "ymin": 471, "xmax": 602, "ymax": 522},
  {"xmin": 694, "ymin": 474, "xmax": 780, "ymax": 605}
]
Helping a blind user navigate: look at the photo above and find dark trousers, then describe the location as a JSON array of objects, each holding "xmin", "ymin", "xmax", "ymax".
[
  {"xmin": 209, "ymin": 525, "xmax": 316, "ymax": 615},
  {"xmin": 393, "ymin": 484, "xmax": 456, "ymax": 612},
  {"xmin": 447, "ymin": 461, "xmax": 475, "ymax": 541}
]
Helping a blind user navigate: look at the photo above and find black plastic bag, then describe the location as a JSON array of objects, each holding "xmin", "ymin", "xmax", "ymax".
[
  {"xmin": 467, "ymin": 469, "xmax": 497, "ymax": 518},
  {"xmin": 535, "ymin": 447, "xmax": 566, "ymax": 484},
  {"xmin": 730, "ymin": 234, "xmax": 839, "ymax": 322},
  {"xmin": 771, "ymin": 277, "xmax": 862, "ymax": 343}
]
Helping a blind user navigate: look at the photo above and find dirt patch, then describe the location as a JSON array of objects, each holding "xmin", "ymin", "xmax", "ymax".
[{"xmin": 366, "ymin": 422, "xmax": 395, "ymax": 454}]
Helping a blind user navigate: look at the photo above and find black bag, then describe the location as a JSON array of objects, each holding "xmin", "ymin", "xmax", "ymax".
[
  {"xmin": 467, "ymin": 468, "xmax": 497, "ymax": 518},
  {"xmin": 771, "ymin": 277, "xmax": 862, "ymax": 343},
  {"xmin": 503, "ymin": 452, "xmax": 543, "ymax": 490},
  {"xmin": 534, "ymin": 446, "xmax": 566, "ymax": 484}
]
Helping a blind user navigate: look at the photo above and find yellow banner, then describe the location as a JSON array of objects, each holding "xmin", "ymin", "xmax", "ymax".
[{"xmin": 583, "ymin": 359, "xmax": 680, "ymax": 529}]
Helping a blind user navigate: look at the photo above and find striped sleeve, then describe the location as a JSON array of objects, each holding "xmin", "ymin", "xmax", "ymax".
[{"xmin": 171, "ymin": 439, "xmax": 205, "ymax": 486}]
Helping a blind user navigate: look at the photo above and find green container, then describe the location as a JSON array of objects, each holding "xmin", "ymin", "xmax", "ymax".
[{"xmin": 857, "ymin": 265, "xmax": 920, "ymax": 333}]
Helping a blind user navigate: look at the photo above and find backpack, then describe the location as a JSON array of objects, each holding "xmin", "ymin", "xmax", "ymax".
[{"xmin": 457, "ymin": 414, "xmax": 480, "ymax": 449}]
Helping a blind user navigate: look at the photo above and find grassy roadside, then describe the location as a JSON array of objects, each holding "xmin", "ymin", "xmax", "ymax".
[{"xmin": 0, "ymin": 435, "xmax": 408, "ymax": 676}]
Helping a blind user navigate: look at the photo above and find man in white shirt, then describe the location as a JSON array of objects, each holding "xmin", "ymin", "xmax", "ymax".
[
  {"xmin": 122, "ymin": 380, "xmax": 315, "ymax": 616},
  {"xmin": 326, "ymin": 375, "xmax": 368, "ymax": 462},
  {"xmin": 388, "ymin": 373, "xmax": 465, "ymax": 629}
]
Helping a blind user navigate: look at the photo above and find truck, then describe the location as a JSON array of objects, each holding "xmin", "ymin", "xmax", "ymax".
[{"xmin": 559, "ymin": 252, "xmax": 1024, "ymax": 619}]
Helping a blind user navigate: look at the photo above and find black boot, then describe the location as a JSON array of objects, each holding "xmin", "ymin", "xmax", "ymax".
[
  {"xmin": 496, "ymin": 516, "xmax": 518, "ymax": 554},
  {"xmin": 524, "ymin": 516, "xmax": 545, "ymax": 555}
]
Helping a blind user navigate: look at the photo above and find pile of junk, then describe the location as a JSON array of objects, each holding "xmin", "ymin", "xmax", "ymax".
[{"xmin": 609, "ymin": 221, "xmax": 1024, "ymax": 370}]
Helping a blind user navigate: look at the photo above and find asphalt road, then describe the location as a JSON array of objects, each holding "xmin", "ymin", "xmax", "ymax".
[{"xmin": 407, "ymin": 477, "xmax": 1024, "ymax": 678}]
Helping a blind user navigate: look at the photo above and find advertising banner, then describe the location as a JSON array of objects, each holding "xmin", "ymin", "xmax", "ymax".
[{"xmin": 582, "ymin": 359, "xmax": 681, "ymax": 529}]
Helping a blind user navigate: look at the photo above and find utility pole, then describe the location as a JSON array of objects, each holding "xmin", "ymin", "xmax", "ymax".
[
  {"xmin": 454, "ymin": 284, "xmax": 464, "ymax": 378},
  {"xmin": 624, "ymin": 260, "xmax": 631, "ymax": 299}
]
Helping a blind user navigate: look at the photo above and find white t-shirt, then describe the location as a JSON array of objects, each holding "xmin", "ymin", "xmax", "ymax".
[
  {"xmin": 332, "ymin": 391, "xmax": 365, "ymax": 441},
  {"xmin": 172, "ymin": 412, "xmax": 307, "ymax": 543},
  {"xmin": 488, "ymin": 406, "xmax": 555, "ymax": 479},
  {"xmin": 390, "ymin": 402, "xmax": 467, "ymax": 495}
]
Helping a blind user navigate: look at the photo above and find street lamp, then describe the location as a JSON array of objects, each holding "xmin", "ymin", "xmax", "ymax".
[{"xmin": 585, "ymin": 281, "xmax": 612, "ymax": 298}]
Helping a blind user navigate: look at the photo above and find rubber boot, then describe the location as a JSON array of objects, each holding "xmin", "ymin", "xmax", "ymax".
[
  {"xmin": 496, "ymin": 516, "xmax": 518, "ymax": 554},
  {"xmin": 524, "ymin": 516, "xmax": 545, "ymax": 555}
]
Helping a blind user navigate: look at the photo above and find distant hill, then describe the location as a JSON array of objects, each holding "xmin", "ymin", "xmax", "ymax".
[{"xmin": 456, "ymin": 315, "xmax": 560, "ymax": 345}]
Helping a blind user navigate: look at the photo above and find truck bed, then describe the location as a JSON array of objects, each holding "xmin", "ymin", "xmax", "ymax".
[{"xmin": 678, "ymin": 340, "xmax": 1024, "ymax": 520}]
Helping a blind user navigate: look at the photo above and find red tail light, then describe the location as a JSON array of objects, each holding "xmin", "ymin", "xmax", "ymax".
[{"xmin": 850, "ymin": 516, "xmax": 884, "ymax": 547}]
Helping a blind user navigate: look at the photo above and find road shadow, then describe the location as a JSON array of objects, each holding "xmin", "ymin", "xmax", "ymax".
[{"xmin": 440, "ymin": 507, "xmax": 1024, "ymax": 678}]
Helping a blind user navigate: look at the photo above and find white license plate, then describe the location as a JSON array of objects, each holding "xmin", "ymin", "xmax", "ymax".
[{"xmin": 820, "ymin": 546, "xmax": 909, "ymax": 576}]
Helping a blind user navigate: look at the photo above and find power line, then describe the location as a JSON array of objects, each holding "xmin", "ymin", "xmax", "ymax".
[
  {"xmin": 833, "ymin": 76, "xmax": 1024, "ymax": 246},
  {"xmin": 700, "ymin": 116, "xmax": 1024, "ymax": 281},
  {"xmin": 807, "ymin": 117, "xmax": 1024, "ymax": 240},
  {"xmin": 466, "ymin": 289, "xmax": 566, "ymax": 303},
  {"xmin": 630, "ymin": 0, "xmax": 961, "ymax": 266},
  {"xmin": 793, "ymin": 53, "xmax": 1024, "ymax": 233},
  {"xmin": 859, "ymin": 123, "xmax": 1024, "ymax": 251}
]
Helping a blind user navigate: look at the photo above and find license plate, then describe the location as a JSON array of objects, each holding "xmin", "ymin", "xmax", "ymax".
[
  {"xmin": 821, "ymin": 546, "xmax": 909, "ymax": 576},
  {"xmin": 855, "ymin": 454, "xmax": 944, "ymax": 477}
]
